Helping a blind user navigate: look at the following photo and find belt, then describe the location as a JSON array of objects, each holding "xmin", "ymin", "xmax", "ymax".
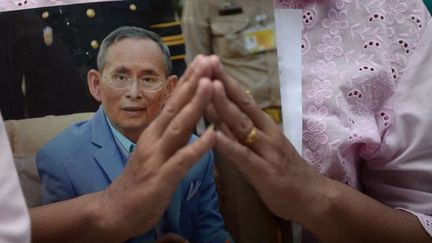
[{"xmin": 263, "ymin": 106, "xmax": 282, "ymax": 124}]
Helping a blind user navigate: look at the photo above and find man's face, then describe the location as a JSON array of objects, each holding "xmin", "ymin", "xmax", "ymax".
[{"xmin": 88, "ymin": 38, "xmax": 176, "ymax": 142}]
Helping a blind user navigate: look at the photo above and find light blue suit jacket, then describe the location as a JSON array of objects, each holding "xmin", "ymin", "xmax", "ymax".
[{"xmin": 36, "ymin": 107, "xmax": 233, "ymax": 243}]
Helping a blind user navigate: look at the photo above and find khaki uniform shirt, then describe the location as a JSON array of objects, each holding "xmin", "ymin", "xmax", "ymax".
[{"xmin": 182, "ymin": 0, "xmax": 280, "ymax": 108}]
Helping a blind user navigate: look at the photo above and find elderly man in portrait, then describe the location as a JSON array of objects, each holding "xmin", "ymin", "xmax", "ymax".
[{"xmin": 36, "ymin": 26, "xmax": 233, "ymax": 243}]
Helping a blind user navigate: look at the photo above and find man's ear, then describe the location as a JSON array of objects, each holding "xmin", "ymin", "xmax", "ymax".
[
  {"xmin": 165, "ymin": 75, "xmax": 178, "ymax": 97},
  {"xmin": 87, "ymin": 69, "xmax": 103, "ymax": 102}
]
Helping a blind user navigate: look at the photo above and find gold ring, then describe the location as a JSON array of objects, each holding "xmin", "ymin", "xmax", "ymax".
[{"xmin": 243, "ymin": 126, "xmax": 257, "ymax": 145}]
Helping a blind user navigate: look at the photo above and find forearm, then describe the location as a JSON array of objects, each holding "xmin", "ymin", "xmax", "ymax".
[
  {"xmin": 30, "ymin": 192, "xmax": 128, "ymax": 243},
  {"xmin": 299, "ymin": 175, "xmax": 431, "ymax": 243}
]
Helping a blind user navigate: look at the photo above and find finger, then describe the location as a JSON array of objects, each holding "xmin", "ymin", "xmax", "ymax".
[
  {"xmin": 210, "ymin": 59, "xmax": 277, "ymax": 134},
  {"xmin": 212, "ymin": 80, "xmax": 283, "ymax": 160},
  {"xmin": 160, "ymin": 127, "xmax": 216, "ymax": 184},
  {"xmin": 204, "ymin": 104, "xmax": 236, "ymax": 139},
  {"xmin": 211, "ymin": 81, "xmax": 268, "ymax": 147},
  {"xmin": 214, "ymin": 123, "xmax": 236, "ymax": 140},
  {"xmin": 204, "ymin": 103, "xmax": 220, "ymax": 125},
  {"xmin": 177, "ymin": 55, "xmax": 201, "ymax": 85},
  {"xmin": 211, "ymin": 81, "xmax": 253, "ymax": 136},
  {"xmin": 178, "ymin": 55, "xmax": 214, "ymax": 86},
  {"xmin": 213, "ymin": 130, "xmax": 268, "ymax": 187},
  {"xmin": 146, "ymin": 55, "xmax": 215, "ymax": 141},
  {"xmin": 143, "ymin": 68, "xmax": 202, "ymax": 143},
  {"xmin": 158, "ymin": 77, "xmax": 214, "ymax": 156}
]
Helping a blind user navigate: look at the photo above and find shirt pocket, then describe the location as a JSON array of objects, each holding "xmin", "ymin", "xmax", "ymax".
[{"xmin": 210, "ymin": 14, "xmax": 250, "ymax": 58}]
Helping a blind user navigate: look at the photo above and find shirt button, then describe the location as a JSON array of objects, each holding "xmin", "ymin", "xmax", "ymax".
[
  {"xmin": 41, "ymin": 11, "xmax": 49, "ymax": 19},
  {"xmin": 86, "ymin": 8, "xmax": 96, "ymax": 18},
  {"xmin": 129, "ymin": 4, "xmax": 137, "ymax": 11},
  {"xmin": 43, "ymin": 26, "xmax": 53, "ymax": 46},
  {"xmin": 90, "ymin": 40, "xmax": 99, "ymax": 49}
]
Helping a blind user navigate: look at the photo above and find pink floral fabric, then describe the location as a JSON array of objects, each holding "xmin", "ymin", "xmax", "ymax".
[
  {"xmin": 0, "ymin": 0, "xmax": 116, "ymax": 12},
  {"xmin": 274, "ymin": 0, "xmax": 314, "ymax": 9},
  {"xmin": 294, "ymin": 0, "xmax": 432, "ymax": 238}
]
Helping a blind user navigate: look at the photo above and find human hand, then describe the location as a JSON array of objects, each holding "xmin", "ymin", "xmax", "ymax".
[
  {"xmin": 97, "ymin": 58, "xmax": 217, "ymax": 239},
  {"xmin": 204, "ymin": 57, "xmax": 324, "ymax": 222}
]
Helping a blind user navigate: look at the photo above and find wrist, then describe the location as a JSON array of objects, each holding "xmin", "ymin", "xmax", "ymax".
[
  {"xmin": 89, "ymin": 191, "xmax": 131, "ymax": 242},
  {"xmin": 289, "ymin": 167, "xmax": 336, "ymax": 225},
  {"xmin": 293, "ymin": 173, "xmax": 351, "ymax": 241}
]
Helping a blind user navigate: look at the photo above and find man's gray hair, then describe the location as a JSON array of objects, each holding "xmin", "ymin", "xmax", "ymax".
[{"xmin": 97, "ymin": 26, "xmax": 172, "ymax": 75}]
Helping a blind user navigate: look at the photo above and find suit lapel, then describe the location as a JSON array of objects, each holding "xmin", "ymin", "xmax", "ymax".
[
  {"xmin": 164, "ymin": 137, "xmax": 196, "ymax": 233},
  {"xmin": 91, "ymin": 107, "xmax": 124, "ymax": 182},
  {"xmin": 89, "ymin": 107, "xmax": 184, "ymax": 234},
  {"xmin": 94, "ymin": 145, "xmax": 124, "ymax": 181}
]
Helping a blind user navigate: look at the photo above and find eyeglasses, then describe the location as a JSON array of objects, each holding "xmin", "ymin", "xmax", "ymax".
[{"xmin": 103, "ymin": 72, "xmax": 165, "ymax": 92}]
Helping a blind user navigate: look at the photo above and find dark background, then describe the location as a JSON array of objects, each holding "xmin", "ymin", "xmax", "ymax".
[{"xmin": 0, "ymin": 0, "xmax": 186, "ymax": 120}]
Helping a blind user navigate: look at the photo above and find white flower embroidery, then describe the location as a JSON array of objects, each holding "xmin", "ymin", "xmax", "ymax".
[
  {"xmin": 386, "ymin": 0, "xmax": 408, "ymax": 24},
  {"xmin": 303, "ymin": 119, "xmax": 329, "ymax": 149},
  {"xmin": 307, "ymin": 79, "xmax": 333, "ymax": 105},
  {"xmin": 335, "ymin": 0, "xmax": 352, "ymax": 10},
  {"xmin": 322, "ymin": 8, "xmax": 349, "ymax": 35},
  {"xmin": 307, "ymin": 105, "xmax": 329, "ymax": 120},
  {"xmin": 317, "ymin": 35, "xmax": 344, "ymax": 61},
  {"xmin": 303, "ymin": 149, "xmax": 323, "ymax": 172},
  {"xmin": 311, "ymin": 60, "xmax": 337, "ymax": 80}
]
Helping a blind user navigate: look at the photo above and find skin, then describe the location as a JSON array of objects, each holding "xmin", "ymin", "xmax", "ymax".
[
  {"xmin": 29, "ymin": 43, "xmax": 217, "ymax": 243},
  {"xmin": 193, "ymin": 55, "xmax": 431, "ymax": 243},
  {"xmin": 28, "ymin": 51, "xmax": 431, "ymax": 242},
  {"xmin": 87, "ymin": 38, "xmax": 177, "ymax": 142},
  {"xmin": 86, "ymin": 37, "xmax": 186, "ymax": 241}
]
